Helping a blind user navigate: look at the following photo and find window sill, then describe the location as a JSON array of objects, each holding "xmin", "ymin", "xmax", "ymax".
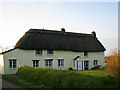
[
  {"xmin": 9, "ymin": 68, "xmax": 17, "ymax": 70},
  {"xmin": 36, "ymin": 54, "xmax": 42, "ymax": 56},
  {"xmin": 45, "ymin": 66, "xmax": 52, "ymax": 68},
  {"xmin": 47, "ymin": 54, "xmax": 53, "ymax": 55},
  {"xmin": 58, "ymin": 66, "xmax": 64, "ymax": 67},
  {"xmin": 33, "ymin": 67, "xmax": 39, "ymax": 68}
]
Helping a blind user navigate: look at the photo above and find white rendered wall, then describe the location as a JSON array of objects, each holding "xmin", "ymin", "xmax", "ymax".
[
  {"xmin": 3, "ymin": 49, "xmax": 105, "ymax": 74},
  {"xmin": 0, "ymin": 54, "xmax": 4, "ymax": 74}
]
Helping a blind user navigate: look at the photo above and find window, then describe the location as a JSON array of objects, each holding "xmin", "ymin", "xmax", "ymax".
[
  {"xmin": 36, "ymin": 50, "xmax": 42, "ymax": 55},
  {"xmin": 47, "ymin": 50, "xmax": 53, "ymax": 55},
  {"xmin": 84, "ymin": 52, "xmax": 88, "ymax": 57},
  {"xmin": 84, "ymin": 61, "xmax": 89, "ymax": 70},
  {"xmin": 9, "ymin": 59, "xmax": 17, "ymax": 69},
  {"xmin": 45, "ymin": 59, "xmax": 53, "ymax": 67},
  {"xmin": 58, "ymin": 59, "xmax": 64, "ymax": 67},
  {"xmin": 32, "ymin": 60, "xmax": 39, "ymax": 67},
  {"xmin": 94, "ymin": 60, "xmax": 98, "ymax": 65}
]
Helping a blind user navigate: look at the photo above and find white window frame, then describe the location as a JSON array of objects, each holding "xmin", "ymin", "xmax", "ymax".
[
  {"xmin": 32, "ymin": 60, "xmax": 39, "ymax": 67},
  {"xmin": 36, "ymin": 50, "xmax": 42, "ymax": 55},
  {"xmin": 58, "ymin": 59, "xmax": 64, "ymax": 67},
  {"xmin": 47, "ymin": 50, "xmax": 53, "ymax": 55},
  {"xmin": 45, "ymin": 59, "xmax": 53, "ymax": 67},
  {"xmin": 9, "ymin": 59, "xmax": 17, "ymax": 69},
  {"xmin": 94, "ymin": 60, "xmax": 98, "ymax": 65}
]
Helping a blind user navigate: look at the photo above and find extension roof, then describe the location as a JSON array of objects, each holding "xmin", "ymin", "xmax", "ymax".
[{"xmin": 14, "ymin": 29, "xmax": 106, "ymax": 52}]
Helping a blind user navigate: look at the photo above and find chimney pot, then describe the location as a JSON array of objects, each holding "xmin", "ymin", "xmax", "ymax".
[{"xmin": 61, "ymin": 28, "xmax": 65, "ymax": 32}]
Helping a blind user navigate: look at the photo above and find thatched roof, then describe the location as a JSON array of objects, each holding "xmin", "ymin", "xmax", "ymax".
[{"xmin": 14, "ymin": 29, "xmax": 106, "ymax": 52}]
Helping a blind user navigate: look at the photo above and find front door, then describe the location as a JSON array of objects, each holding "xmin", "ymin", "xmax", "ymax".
[{"xmin": 77, "ymin": 61, "xmax": 83, "ymax": 70}]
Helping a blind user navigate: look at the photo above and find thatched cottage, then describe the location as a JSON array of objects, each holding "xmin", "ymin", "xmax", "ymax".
[{"xmin": 0, "ymin": 28, "xmax": 106, "ymax": 74}]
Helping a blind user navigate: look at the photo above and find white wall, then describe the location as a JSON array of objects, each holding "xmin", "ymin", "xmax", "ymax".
[
  {"xmin": 0, "ymin": 54, "xmax": 4, "ymax": 74},
  {"xmin": 3, "ymin": 49, "xmax": 105, "ymax": 74}
]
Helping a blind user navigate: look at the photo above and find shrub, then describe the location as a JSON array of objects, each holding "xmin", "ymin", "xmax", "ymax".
[
  {"xmin": 91, "ymin": 65, "xmax": 100, "ymax": 69},
  {"xmin": 105, "ymin": 49, "xmax": 120, "ymax": 78}
]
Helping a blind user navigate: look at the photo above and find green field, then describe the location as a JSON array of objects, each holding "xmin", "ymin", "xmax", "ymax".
[{"xmin": 2, "ymin": 66, "xmax": 119, "ymax": 88}]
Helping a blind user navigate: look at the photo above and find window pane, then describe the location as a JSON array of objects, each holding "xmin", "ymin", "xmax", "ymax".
[
  {"xmin": 94, "ymin": 60, "xmax": 98, "ymax": 65},
  {"xmin": 9, "ymin": 60, "xmax": 12, "ymax": 67},
  {"xmin": 9, "ymin": 60, "xmax": 12, "ymax": 68},
  {"xmin": 84, "ymin": 52, "xmax": 88, "ymax": 57},
  {"xmin": 13, "ymin": 65, "xmax": 16, "ymax": 68},
  {"xmin": 36, "ymin": 61, "xmax": 38, "ymax": 64},
  {"xmin": 48, "ymin": 50, "xmax": 53, "ymax": 55},
  {"xmin": 94, "ymin": 61, "xmax": 95, "ymax": 65},
  {"xmin": 61, "ymin": 60, "xmax": 64, "ymax": 66},
  {"xmin": 49, "ymin": 61, "xmax": 52, "ymax": 66},
  {"xmin": 58, "ymin": 60, "xmax": 60, "ymax": 66},
  {"xmin": 33, "ymin": 61, "xmax": 35, "ymax": 64},
  {"xmin": 58, "ymin": 59, "xmax": 64, "ymax": 67},
  {"xmin": 61, "ymin": 61, "xmax": 63, "ymax": 66},
  {"xmin": 36, "ymin": 61, "xmax": 39, "ymax": 67},
  {"xmin": 45, "ymin": 60, "xmax": 52, "ymax": 67},
  {"xmin": 36, "ymin": 50, "xmax": 40, "ymax": 54},
  {"xmin": 36, "ymin": 50, "xmax": 42, "ymax": 55},
  {"xmin": 36, "ymin": 64, "xmax": 38, "ymax": 67},
  {"xmin": 13, "ymin": 60, "xmax": 16, "ymax": 65},
  {"xmin": 33, "ymin": 60, "xmax": 39, "ymax": 67},
  {"xmin": 33, "ymin": 61, "xmax": 35, "ymax": 67},
  {"xmin": 33, "ymin": 64, "xmax": 35, "ymax": 67},
  {"xmin": 9, "ymin": 59, "xmax": 17, "ymax": 68},
  {"xmin": 45, "ymin": 61, "xmax": 48, "ymax": 66},
  {"xmin": 96, "ymin": 61, "xmax": 97, "ymax": 65}
]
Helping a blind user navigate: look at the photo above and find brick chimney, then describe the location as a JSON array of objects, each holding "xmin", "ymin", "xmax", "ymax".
[{"xmin": 91, "ymin": 31, "xmax": 96, "ymax": 37}]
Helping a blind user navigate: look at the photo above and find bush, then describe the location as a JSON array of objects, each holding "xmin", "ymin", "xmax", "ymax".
[
  {"xmin": 105, "ymin": 49, "xmax": 120, "ymax": 78},
  {"xmin": 91, "ymin": 65, "xmax": 100, "ymax": 69}
]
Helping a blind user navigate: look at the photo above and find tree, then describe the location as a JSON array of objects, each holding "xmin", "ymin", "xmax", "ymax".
[{"xmin": 105, "ymin": 48, "xmax": 120, "ymax": 78}]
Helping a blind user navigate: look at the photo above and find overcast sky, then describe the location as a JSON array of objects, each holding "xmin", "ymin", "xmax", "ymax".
[{"xmin": 0, "ymin": 0, "xmax": 119, "ymax": 56}]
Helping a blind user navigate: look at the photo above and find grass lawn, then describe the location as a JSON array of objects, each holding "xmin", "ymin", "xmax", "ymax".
[
  {"xmin": 75, "ymin": 68, "xmax": 109, "ymax": 76},
  {"xmin": 2, "ymin": 67, "xmax": 119, "ymax": 88}
]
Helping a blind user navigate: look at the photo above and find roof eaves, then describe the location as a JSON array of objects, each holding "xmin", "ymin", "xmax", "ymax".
[{"xmin": 2, "ymin": 48, "xmax": 16, "ymax": 54}]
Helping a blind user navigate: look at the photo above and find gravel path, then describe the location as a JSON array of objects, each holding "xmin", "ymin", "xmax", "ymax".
[{"xmin": 0, "ymin": 74, "xmax": 23, "ymax": 89}]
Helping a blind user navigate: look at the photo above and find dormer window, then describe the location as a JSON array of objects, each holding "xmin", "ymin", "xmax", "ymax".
[
  {"xmin": 47, "ymin": 50, "xmax": 53, "ymax": 55},
  {"xmin": 84, "ymin": 52, "xmax": 88, "ymax": 57},
  {"xmin": 36, "ymin": 50, "xmax": 42, "ymax": 55}
]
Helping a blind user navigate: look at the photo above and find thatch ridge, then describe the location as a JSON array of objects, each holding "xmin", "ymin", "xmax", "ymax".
[{"xmin": 15, "ymin": 29, "xmax": 106, "ymax": 52}]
